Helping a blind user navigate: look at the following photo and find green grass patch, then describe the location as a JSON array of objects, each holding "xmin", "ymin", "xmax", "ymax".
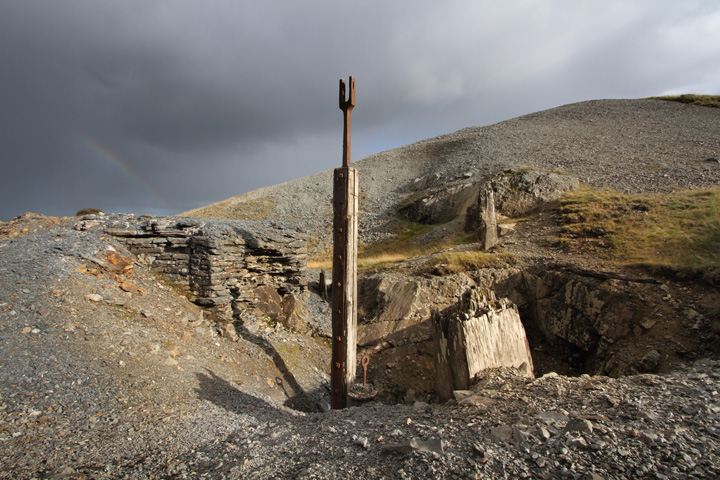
[
  {"xmin": 650, "ymin": 94, "xmax": 720, "ymax": 108},
  {"xmin": 307, "ymin": 220, "xmax": 478, "ymax": 272},
  {"xmin": 558, "ymin": 186, "xmax": 720, "ymax": 268},
  {"xmin": 182, "ymin": 197, "xmax": 276, "ymax": 220},
  {"xmin": 358, "ymin": 222, "xmax": 477, "ymax": 271}
]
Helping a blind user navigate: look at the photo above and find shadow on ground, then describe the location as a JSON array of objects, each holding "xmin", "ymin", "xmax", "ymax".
[
  {"xmin": 195, "ymin": 369, "xmax": 292, "ymax": 417},
  {"xmin": 234, "ymin": 323, "xmax": 329, "ymax": 412}
]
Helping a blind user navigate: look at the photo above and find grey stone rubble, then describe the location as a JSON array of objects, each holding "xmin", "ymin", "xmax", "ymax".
[
  {"xmin": 2, "ymin": 98, "xmax": 719, "ymax": 478},
  {"xmin": 1, "ymin": 214, "xmax": 719, "ymax": 479}
]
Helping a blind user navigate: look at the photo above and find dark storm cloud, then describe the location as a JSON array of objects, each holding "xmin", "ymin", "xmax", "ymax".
[{"xmin": 1, "ymin": 1, "xmax": 719, "ymax": 221}]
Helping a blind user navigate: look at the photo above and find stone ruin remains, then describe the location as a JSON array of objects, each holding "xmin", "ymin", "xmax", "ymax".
[{"xmin": 78, "ymin": 214, "xmax": 310, "ymax": 335}]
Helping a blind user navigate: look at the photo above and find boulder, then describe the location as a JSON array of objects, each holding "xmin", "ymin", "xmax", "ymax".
[
  {"xmin": 492, "ymin": 169, "xmax": 579, "ymax": 217},
  {"xmin": 282, "ymin": 292, "xmax": 312, "ymax": 335},
  {"xmin": 635, "ymin": 349, "xmax": 661, "ymax": 373},
  {"xmin": 358, "ymin": 273, "xmax": 477, "ymax": 346},
  {"xmin": 253, "ymin": 285, "xmax": 284, "ymax": 317}
]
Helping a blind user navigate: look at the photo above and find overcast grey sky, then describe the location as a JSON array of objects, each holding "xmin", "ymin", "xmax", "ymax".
[{"xmin": 1, "ymin": 1, "xmax": 719, "ymax": 221}]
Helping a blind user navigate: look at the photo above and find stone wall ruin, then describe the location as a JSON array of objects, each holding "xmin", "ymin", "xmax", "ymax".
[{"xmin": 79, "ymin": 215, "xmax": 309, "ymax": 330}]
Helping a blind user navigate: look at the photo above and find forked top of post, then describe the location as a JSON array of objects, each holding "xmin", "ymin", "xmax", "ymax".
[{"xmin": 339, "ymin": 76, "xmax": 355, "ymax": 111}]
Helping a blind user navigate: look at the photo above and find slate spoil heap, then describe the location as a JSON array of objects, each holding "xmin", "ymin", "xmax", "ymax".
[
  {"xmin": 0, "ymin": 213, "xmax": 719, "ymax": 479},
  {"xmin": 2, "ymin": 98, "xmax": 720, "ymax": 478}
]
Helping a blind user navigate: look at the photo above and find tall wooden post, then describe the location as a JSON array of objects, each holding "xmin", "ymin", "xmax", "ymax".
[{"xmin": 331, "ymin": 77, "xmax": 358, "ymax": 409}]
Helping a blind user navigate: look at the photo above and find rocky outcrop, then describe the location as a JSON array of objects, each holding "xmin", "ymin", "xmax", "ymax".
[
  {"xmin": 355, "ymin": 273, "xmax": 477, "ymax": 402},
  {"xmin": 466, "ymin": 169, "xmax": 579, "ymax": 245},
  {"xmin": 513, "ymin": 266, "xmax": 711, "ymax": 377},
  {"xmin": 520, "ymin": 269, "xmax": 653, "ymax": 357},
  {"xmin": 492, "ymin": 169, "xmax": 580, "ymax": 217},
  {"xmin": 357, "ymin": 273, "xmax": 477, "ymax": 348},
  {"xmin": 432, "ymin": 289, "xmax": 533, "ymax": 401},
  {"xmin": 522, "ymin": 271, "xmax": 611, "ymax": 354},
  {"xmin": 398, "ymin": 182, "xmax": 479, "ymax": 225}
]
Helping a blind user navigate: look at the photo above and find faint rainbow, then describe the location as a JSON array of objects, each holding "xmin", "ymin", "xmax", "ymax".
[{"xmin": 76, "ymin": 134, "xmax": 170, "ymax": 210}]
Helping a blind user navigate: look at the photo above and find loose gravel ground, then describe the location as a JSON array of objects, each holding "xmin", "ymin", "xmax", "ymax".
[
  {"xmin": 2, "ymin": 100, "xmax": 720, "ymax": 479},
  {"xmin": 1, "ymin": 219, "xmax": 719, "ymax": 479},
  {"xmin": 1, "ymin": 206, "xmax": 719, "ymax": 480}
]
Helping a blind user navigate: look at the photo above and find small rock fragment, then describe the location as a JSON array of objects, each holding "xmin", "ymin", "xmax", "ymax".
[
  {"xmin": 636, "ymin": 349, "xmax": 661, "ymax": 373},
  {"xmin": 85, "ymin": 294, "xmax": 103, "ymax": 302},
  {"xmin": 565, "ymin": 418, "xmax": 593, "ymax": 434},
  {"xmin": 640, "ymin": 319, "xmax": 657, "ymax": 330},
  {"xmin": 119, "ymin": 281, "xmax": 138, "ymax": 293},
  {"xmin": 382, "ymin": 438, "xmax": 444, "ymax": 455},
  {"xmin": 223, "ymin": 323, "xmax": 239, "ymax": 342},
  {"xmin": 352, "ymin": 435, "xmax": 370, "ymax": 450},
  {"xmin": 569, "ymin": 436, "xmax": 589, "ymax": 449},
  {"xmin": 490, "ymin": 425, "xmax": 513, "ymax": 442}
]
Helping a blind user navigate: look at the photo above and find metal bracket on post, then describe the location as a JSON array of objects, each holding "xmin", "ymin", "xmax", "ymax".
[
  {"xmin": 339, "ymin": 77, "xmax": 355, "ymax": 168},
  {"xmin": 331, "ymin": 76, "xmax": 358, "ymax": 410}
]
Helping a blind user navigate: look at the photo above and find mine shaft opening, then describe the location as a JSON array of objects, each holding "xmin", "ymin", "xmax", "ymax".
[
  {"xmin": 519, "ymin": 306, "xmax": 592, "ymax": 378},
  {"xmin": 351, "ymin": 278, "xmax": 605, "ymax": 406}
]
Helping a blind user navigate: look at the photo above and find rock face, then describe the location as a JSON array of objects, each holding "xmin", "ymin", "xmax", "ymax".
[
  {"xmin": 432, "ymin": 288, "xmax": 534, "ymax": 401},
  {"xmin": 357, "ymin": 273, "xmax": 478, "ymax": 347},
  {"xmin": 398, "ymin": 168, "xmax": 576, "ymax": 236},
  {"xmin": 500, "ymin": 263, "xmax": 718, "ymax": 378},
  {"xmin": 398, "ymin": 182, "xmax": 479, "ymax": 225},
  {"xmin": 491, "ymin": 169, "xmax": 580, "ymax": 217},
  {"xmin": 356, "ymin": 273, "xmax": 477, "ymax": 402},
  {"xmin": 521, "ymin": 271, "xmax": 612, "ymax": 354}
]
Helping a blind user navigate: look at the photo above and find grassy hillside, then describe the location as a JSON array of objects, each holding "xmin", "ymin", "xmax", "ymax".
[
  {"xmin": 651, "ymin": 94, "xmax": 720, "ymax": 108},
  {"xmin": 558, "ymin": 186, "xmax": 720, "ymax": 268}
]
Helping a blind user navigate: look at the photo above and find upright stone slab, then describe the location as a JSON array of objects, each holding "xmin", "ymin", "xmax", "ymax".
[
  {"xmin": 432, "ymin": 288, "xmax": 534, "ymax": 401},
  {"xmin": 480, "ymin": 185, "xmax": 498, "ymax": 250}
]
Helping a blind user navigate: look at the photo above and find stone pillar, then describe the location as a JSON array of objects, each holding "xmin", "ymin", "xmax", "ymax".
[{"xmin": 480, "ymin": 184, "xmax": 498, "ymax": 250}]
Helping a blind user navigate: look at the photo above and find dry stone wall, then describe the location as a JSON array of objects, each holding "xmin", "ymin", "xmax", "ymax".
[{"xmin": 76, "ymin": 214, "xmax": 308, "ymax": 322}]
